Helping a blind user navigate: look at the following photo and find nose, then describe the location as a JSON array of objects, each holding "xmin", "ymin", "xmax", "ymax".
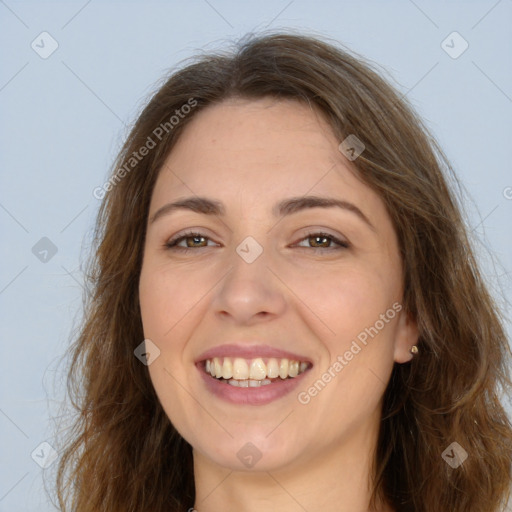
[{"xmin": 210, "ymin": 240, "xmax": 287, "ymax": 326}]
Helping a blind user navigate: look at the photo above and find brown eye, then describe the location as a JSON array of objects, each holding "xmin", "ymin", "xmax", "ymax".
[
  {"xmin": 165, "ymin": 231, "xmax": 214, "ymax": 251},
  {"xmin": 308, "ymin": 235, "xmax": 331, "ymax": 248},
  {"xmin": 164, "ymin": 230, "xmax": 349, "ymax": 253},
  {"xmin": 183, "ymin": 235, "xmax": 208, "ymax": 248},
  {"xmin": 295, "ymin": 232, "xmax": 349, "ymax": 250}
]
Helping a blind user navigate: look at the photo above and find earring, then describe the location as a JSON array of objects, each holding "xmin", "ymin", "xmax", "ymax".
[{"xmin": 409, "ymin": 345, "xmax": 418, "ymax": 356}]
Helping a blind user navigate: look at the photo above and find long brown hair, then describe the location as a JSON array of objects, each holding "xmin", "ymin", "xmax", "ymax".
[{"xmin": 54, "ymin": 31, "xmax": 512, "ymax": 511}]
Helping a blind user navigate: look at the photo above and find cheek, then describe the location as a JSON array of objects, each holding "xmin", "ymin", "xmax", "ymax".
[
  {"xmin": 287, "ymin": 264, "xmax": 399, "ymax": 345},
  {"xmin": 139, "ymin": 261, "xmax": 211, "ymax": 339},
  {"xmin": 293, "ymin": 270, "xmax": 399, "ymax": 439},
  {"xmin": 139, "ymin": 264, "xmax": 201, "ymax": 431}
]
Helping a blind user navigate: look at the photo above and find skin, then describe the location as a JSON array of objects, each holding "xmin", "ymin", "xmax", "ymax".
[{"xmin": 139, "ymin": 97, "xmax": 418, "ymax": 512}]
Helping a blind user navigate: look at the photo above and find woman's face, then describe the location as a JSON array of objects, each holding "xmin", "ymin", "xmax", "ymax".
[{"xmin": 139, "ymin": 97, "xmax": 417, "ymax": 472}]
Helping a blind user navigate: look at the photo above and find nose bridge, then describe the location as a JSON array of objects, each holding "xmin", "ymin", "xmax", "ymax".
[
  {"xmin": 211, "ymin": 233, "xmax": 286, "ymax": 323},
  {"xmin": 224, "ymin": 233, "xmax": 271, "ymax": 296}
]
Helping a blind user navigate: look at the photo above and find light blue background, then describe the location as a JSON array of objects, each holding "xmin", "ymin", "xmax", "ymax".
[{"xmin": 1, "ymin": 1, "xmax": 511, "ymax": 510}]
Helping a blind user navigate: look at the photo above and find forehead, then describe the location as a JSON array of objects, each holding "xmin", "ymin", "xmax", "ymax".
[{"xmin": 151, "ymin": 97, "xmax": 384, "ymax": 219}]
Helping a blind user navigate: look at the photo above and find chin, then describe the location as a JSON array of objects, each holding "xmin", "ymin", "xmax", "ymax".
[{"xmin": 190, "ymin": 431, "xmax": 304, "ymax": 472}]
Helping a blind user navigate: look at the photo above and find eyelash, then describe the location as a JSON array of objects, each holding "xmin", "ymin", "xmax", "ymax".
[{"xmin": 164, "ymin": 230, "xmax": 350, "ymax": 253}]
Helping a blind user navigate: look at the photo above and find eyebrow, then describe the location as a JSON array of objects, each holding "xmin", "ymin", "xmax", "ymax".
[{"xmin": 149, "ymin": 195, "xmax": 375, "ymax": 231}]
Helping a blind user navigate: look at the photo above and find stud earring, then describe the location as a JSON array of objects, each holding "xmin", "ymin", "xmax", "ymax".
[{"xmin": 409, "ymin": 345, "xmax": 419, "ymax": 356}]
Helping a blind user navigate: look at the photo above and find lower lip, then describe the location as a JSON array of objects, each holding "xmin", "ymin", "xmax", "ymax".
[{"xmin": 197, "ymin": 364, "xmax": 310, "ymax": 405}]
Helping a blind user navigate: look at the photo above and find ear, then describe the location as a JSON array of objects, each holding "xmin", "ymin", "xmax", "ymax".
[{"xmin": 393, "ymin": 308, "xmax": 419, "ymax": 363}]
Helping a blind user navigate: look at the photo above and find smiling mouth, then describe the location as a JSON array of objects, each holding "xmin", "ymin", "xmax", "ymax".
[{"xmin": 202, "ymin": 356, "xmax": 312, "ymax": 387}]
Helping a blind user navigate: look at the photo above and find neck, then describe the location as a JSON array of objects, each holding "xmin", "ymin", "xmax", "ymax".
[{"xmin": 192, "ymin": 410, "xmax": 394, "ymax": 512}]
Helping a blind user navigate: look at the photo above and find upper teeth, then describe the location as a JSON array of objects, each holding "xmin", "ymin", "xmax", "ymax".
[{"xmin": 205, "ymin": 357, "xmax": 309, "ymax": 380}]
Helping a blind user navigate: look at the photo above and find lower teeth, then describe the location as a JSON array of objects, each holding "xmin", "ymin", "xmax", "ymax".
[{"xmin": 222, "ymin": 378, "xmax": 275, "ymax": 387}]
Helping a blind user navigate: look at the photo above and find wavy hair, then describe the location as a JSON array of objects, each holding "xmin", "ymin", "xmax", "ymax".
[{"xmin": 54, "ymin": 31, "xmax": 512, "ymax": 512}]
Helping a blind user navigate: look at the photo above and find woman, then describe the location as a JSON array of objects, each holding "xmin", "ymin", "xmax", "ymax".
[{"xmin": 55, "ymin": 32, "xmax": 512, "ymax": 511}]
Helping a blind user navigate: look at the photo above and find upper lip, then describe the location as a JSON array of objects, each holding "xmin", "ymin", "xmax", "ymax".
[{"xmin": 195, "ymin": 344, "xmax": 313, "ymax": 364}]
